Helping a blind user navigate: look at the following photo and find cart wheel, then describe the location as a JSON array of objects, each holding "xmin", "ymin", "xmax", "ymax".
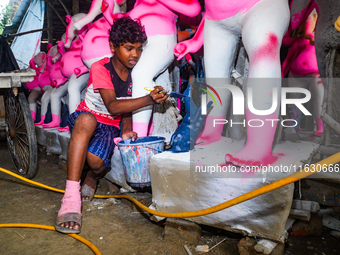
[{"xmin": 5, "ymin": 89, "xmax": 37, "ymax": 179}]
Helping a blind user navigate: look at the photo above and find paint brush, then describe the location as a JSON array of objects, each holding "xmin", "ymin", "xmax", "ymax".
[{"xmin": 144, "ymin": 87, "xmax": 187, "ymax": 99}]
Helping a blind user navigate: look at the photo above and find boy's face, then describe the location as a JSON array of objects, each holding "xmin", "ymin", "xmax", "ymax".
[{"xmin": 110, "ymin": 42, "xmax": 143, "ymax": 69}]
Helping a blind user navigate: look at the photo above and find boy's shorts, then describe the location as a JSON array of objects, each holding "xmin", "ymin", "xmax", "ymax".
[{"xmin": 67, "ymin": 111, "xmax": 120, "ymax": 167}]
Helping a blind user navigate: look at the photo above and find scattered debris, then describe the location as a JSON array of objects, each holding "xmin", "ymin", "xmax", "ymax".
[
  {"xmin": 238, "ymin": 237, "xmax": 285, "ymax": 255},
  {"xmin": 184, "ymin": 244, "xmax": 193, "ymax": 255},
  {"xmin": 164, "ymin": 218, "xmax": 201, "ymax": 245},
  {"xmin": 208, "ymin": 238, "xmax": 227, "ymax": 252},
  {"xmin": 107, "ymin": 198, "xmax": 120, "ymax": 204},
  {"xmin": 149, "ymin": 204, "xmax": 166, "ymax": 222},
  {"xmin": 195, "ymin": 245, "xmax": 209, "ymax": 253},
  {"xmin": 330, "ymin": 231, "xmax": 340, "ymax": 239},
  {"xmin": 14, "ymin": 230, "xmax": 25, "ymax": 239},
  {"xmin": 291, "ymin": 200, "xmax": 320, "ymax": 213},
  {"xmin": 289, "ymin": 208, "xmax": 311, "ymax": 221},
  {"xmin": 254, "ymin": 239, "xmax": 278, "ymax": 254},
  {"xmin": 285, "ymin": 218, "xmax": 295, "ymax": 233},
  {"xmin": 322, "ymin": 214, "xmax": 340, "ymax": 231},
  {"xmin": 290, "ymin": 214, "xmax": 323, "ymax": 236}
]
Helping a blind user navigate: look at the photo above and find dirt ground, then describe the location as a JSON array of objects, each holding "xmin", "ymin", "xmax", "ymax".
[{"xmin": 0, "ymin": 139, "xmax": 340, "ymax": 255}]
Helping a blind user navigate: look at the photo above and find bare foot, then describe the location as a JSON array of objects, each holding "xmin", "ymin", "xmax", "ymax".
[
  {"xmin": 81, "ymin": 167, "xmax": 109, "ymax": 201},
  {"xmin": 81, "ymin": 170, "xmax": 97, "ymax": 201}
]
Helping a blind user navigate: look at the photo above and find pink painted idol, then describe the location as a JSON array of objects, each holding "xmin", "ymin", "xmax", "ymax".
[
  {"xmin": 26, "ymin": 51, "xmax": 48, "ymax": 122},
  {"xmin": 174, "ymin": 0, "xmax": 317, "ymax": 167},
  {"xmin": 127, "ymin": 0, "xmax": 201, "ymax": 136},
  {"xmin": 72, "ymin": 0, "xmax": 201, "ymax": 136},
  {"xmin": 282, "ymin": 10, "xmax": 324, "ymax": 136},
  {"xmin": 34, "ymin": 45, "xmax": 58, "ymax": 126}
]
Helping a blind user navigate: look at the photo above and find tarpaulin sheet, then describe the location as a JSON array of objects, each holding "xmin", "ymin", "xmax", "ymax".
[{"xmin": 10, "ymin": 0, "xmax": 45, "ymax": 69}]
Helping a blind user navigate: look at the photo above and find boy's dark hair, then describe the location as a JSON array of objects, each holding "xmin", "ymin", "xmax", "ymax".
[{"xmin": 109, "ymin": 17, "xmax": 147, "ymax": 48}]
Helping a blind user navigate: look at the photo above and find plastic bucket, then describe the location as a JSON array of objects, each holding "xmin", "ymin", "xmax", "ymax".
[{"xmin": 117, "ymin": 136, "xmax": 165, "ymax": 188}]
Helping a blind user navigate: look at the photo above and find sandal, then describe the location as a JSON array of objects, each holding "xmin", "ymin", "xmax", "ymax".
[{"xmin": 55, "ymin": 213, "xmax": 82, "ymax": 234}]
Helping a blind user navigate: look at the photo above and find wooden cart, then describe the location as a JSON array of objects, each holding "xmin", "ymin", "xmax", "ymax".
[{"xmin": 0, "ymin": 69, "xmax": 38, "ymax": 179}]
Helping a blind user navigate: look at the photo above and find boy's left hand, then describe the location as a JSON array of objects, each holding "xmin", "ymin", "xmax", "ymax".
[{"xmin": 122, "ymin": 130, "xmax": 138, "ymax": 141}]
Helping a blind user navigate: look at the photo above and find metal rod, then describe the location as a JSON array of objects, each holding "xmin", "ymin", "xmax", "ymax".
[{"xmin": 7, "ymin": 28, "xmax": 54, "ymax": 38}]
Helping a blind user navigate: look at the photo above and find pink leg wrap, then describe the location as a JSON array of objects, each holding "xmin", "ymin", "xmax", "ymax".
[{"xmin": 58, "ymin": 180, "xmax": 81, "ymax": 216}]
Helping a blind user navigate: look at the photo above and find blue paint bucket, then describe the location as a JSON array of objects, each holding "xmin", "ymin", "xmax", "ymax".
[{"xmin": 117, "ymin": 136, "xmax": 165, "ymax": 188}]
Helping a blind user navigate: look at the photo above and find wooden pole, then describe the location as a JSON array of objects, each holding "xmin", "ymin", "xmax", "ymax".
[
  {"xmin": 73, "ymin": 0, "xmax": 79, "ymax": 15},
  {"xmin": 57, "ymin": 0, "xmax": 71, "ymax": 16},
  {"xmin": 321, "ymin": 112, "xmax": 340, "ymax": 135},
  {"xmin": 47, "ymin": 2, "xmax": 53, "ymax": 43},
  {"xmin": 325, "ymin": 49, "xmax": 336, "ymax": 145},
  {"xmin": 48, "ymin": 2, "xmax": 67, "ymax": 27}
]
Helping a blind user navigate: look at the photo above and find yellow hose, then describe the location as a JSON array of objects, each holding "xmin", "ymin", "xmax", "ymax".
[
  {"xmin": 1, "ymin": 152, "xmax": 340, "ymax": 255},
  {"xmin": 0, "ymin": 223, "xmax": 101, "ymax": 255},
  {"xmin": 335, "ymin": 16, "xmax": 340, "ymax": 31},
  {"xmin": 1, "ymin": 151, "xmax": 340, "ymax": 217}
]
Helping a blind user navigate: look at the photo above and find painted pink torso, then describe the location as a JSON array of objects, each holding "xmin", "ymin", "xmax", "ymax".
[
  {"xmin": 205, "ymin": 0, "xmax": 260, "ymax": 21},
  {"xmin": 26, "ymin": 55, "xmax": 47, "ymax": 91},
  {"xmin": 38, "ymin": 70, "xmax": 51, "ymax": 89},
  {"xmin": 290, "ymin": 38, "xmax": 318, "ymax": 76},
  {"xmin": 46, "ymin": 54, "xmax": 54, "ymax": 70},
  {"xmin": 61, "ymin": 36, "xmax": 89, "ymax": 77},
  {"xmin": 81, "ymin": 17, "xmax": 112, "ymax": 62},
  {"xmin": 128, "ymin": 1, "xmax": 177, "ymax": 37},
  {"xmin": 50, "ymin": 60, "xmax": 68, "ymax": 87},
  {"xmin": 38, "ymin": 52, "xmax": 56, "ymax": 89}
]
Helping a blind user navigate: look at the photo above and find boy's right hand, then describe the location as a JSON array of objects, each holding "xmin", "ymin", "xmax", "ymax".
[
  {"xmin": 150, "ymin": 86, "xmax": 169, "ymax": 104},
  {"xmin": 122, "ymin": 131, "xmax": 137, "ymax": 142}
]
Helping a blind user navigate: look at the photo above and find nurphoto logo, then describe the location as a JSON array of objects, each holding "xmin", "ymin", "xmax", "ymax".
[{"xmin": 200, "ymin": 82, "xmax": 312, "ymax": 128}]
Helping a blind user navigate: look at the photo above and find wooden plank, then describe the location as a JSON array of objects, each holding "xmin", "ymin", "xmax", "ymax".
[
  {"xmin": 58, "ymin": 0, "xmax": 71, "ymax": 16},
  {"xmin": 73, "ymin": 0, "xmax": 79, "ymax": 14},
  {"xmin": 320, "ymin": 145, "xmax": 340, "ymax": 155},
  {"xmin": 0, "ymin": 96, "xmax": 5, "ymax": 118},
  {"xmin": 289, "ymin": 208, "xmax": 311, "ymax": 221},
  {"xmin": 321, "ymin": 112, "xmax": 340, "ymax": 135},
  {"xmin": 291, "ymin": 200, "xmax": 320, "ymax": 213}
]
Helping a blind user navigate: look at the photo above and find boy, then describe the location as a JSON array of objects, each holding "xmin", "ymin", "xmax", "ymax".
[{"xmin": 55, "ymin": 17, "xmax": 168, "ymax": 234}]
